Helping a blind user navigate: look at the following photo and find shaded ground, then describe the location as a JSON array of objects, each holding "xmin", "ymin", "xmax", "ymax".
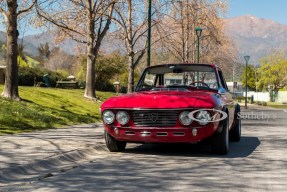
[{"xmin": 1, "ymin": 105, "xmax": 287, "ymax": 191}]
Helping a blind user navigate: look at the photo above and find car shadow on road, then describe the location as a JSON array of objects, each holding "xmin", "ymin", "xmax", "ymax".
[{"xmin": 123, "ymin": 136, "xmax": 261, "ymax": 158}]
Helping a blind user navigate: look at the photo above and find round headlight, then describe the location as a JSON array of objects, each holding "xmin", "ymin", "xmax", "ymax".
[
  {"xmin": 196, "ymin": 110, "xmax": 211, "ymax": 125},
  {"xmin": 103, "ymin": 110, "xmax": 115, "ymax": 124},
  {"xmin": 116, "ymin": 111, "xmax": 130, "ymax": 125},
  {"xmin": 179, "ymin": 111, "xmax": 192, "ymax": 125}
]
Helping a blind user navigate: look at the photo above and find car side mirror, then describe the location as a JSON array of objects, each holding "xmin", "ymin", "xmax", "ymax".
[{"xmin": 218, "ymin": 87, "xmax": 227, "ymax": 95}]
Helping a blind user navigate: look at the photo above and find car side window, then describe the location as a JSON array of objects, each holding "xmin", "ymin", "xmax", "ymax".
[{"xmin": 144, "ymin": 73, "xmax": 156, "ymax": 85}]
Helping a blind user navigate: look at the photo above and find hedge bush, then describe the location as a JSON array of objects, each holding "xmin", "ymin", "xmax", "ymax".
[
  {"xmin": 95, "ymin": 81, "xmax": 115, "ymax": 92},
  {"xmin": 18, "ymin": 67, "xmax": 65, "ymax": 87},
  {"xmin": 256, "ymin": 101, "xmax": 267, "ymax": 106}
]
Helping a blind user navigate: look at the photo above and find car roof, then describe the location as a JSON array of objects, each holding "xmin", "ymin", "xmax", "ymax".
[
  {"xmin": 143, "ymin": 63, "xmax": 219, "ymax": 74},
  {"xmin": 145, "ymin": 63, "xmax": 218, "ymax": 70}
]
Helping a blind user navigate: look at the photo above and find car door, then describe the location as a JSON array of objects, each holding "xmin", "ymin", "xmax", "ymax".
[{"xmin": 217, "ymin": 68, "xmax": 235, "ymax": 129}]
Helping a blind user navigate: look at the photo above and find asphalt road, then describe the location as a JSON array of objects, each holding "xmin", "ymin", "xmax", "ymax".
[{"xmin": 1, "ymin": 105, "xmax": 287, "ymax": 191}]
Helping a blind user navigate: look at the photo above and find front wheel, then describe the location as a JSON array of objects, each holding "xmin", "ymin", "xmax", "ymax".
[
  {"xmin": 230, "ymin": 104, "xmax": 241, "ymax": 142},
  {"xmin": 211, "ymin": 118, "xmax": 229, "ymax": 155},
  {"xmin": 105, "ymin": 131, "xmax": 126, "ymax": 152}
]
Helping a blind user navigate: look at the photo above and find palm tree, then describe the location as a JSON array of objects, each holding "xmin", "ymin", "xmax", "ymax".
[
  {"xmin": 37, "ymin": 43, "xmax": 51, "ymax": 61},
  {"xmin": 18, "ymin": 44, "xmax": 27, "ymax": 62}
]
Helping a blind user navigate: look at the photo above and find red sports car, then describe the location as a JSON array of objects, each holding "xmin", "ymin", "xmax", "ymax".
[{"xmin": 100, "ymin": 64, "xmax": 241, "ymax": 154}]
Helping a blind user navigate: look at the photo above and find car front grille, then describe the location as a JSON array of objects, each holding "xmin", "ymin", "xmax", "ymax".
[{"xmin": 130, "ymin": 110, "xmax": 180, "ymax": 127}]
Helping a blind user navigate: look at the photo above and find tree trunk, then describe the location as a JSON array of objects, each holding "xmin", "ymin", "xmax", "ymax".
[
  {"xmin": 180, "ymin": 1, "xmax": 185, "ymax": 62},
  {"xmin": 184, "ymin": 0, "xmax": 190, "ymax": 62},
  {"xmin": 84, "ymin": 0, "xmax": 96, "ymax": 99},
  {"xmin": 126, "ymin": 0, "xmax": 134, "ymax": 93},
  {"xmin": 84, "ymin": 47, "xmax": 96, "ymax": 99},
  {"xmin": 1, "ymin": 0, "xmax": 20, "ymax": 101},
  {"xmin": 127, "ymin": 55, "xmax": 134, "ymax": 93}
]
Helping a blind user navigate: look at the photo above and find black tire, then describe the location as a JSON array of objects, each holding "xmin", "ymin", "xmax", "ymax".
[
  {"xmin": 230, "ymin": 118, "xmax": 241, "ymax": 142},
  {"xmin": 211, "ymin": 118, "xmax": 229, "ymax": 155},
  {"xmin": 230, "ymin": 105, "xmax": 241, "ymax": 142},
  {"xmin": 104, "ymin": 131, "xmax": 126, "ymax": 152}
]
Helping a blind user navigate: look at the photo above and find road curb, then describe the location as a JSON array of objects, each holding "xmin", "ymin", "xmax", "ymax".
[{"xmin": 0, "ymin": 144, "xmax": 108, "ymax": 189}]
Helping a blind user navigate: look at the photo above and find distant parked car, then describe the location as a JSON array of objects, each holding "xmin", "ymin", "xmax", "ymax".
[{"xmin": 101, "ymin": 64, "xmax": 241, "ymax": 154}]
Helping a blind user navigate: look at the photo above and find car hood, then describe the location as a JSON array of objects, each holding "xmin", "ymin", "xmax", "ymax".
[{"xmin": 101, "ymin": 90, "xmax": 218, "ymax": 109}]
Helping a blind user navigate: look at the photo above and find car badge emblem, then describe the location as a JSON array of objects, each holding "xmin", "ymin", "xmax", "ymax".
[{"xmin": 149, "ymin": 113, "xmax": 158, "ymax": 122}]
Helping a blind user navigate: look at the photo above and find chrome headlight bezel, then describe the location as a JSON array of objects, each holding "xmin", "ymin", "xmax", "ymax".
[
  {"xmin": 116, "ymin": 111, "xmax": 130, "ymax": 125},
  {"xmin": 179, "ymin": 111, "xmax": 193, "ymax": 125},
  {"xmin": 102, "ymin": 110, "xmax": 115, "ymax": 124},
  {"xmin": 196, "ymin": 110, "xmax": 211, "ymax": 125}
]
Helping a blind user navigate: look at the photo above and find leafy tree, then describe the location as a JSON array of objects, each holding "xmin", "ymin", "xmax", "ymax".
[
  {"xmin": 76, "ymin": 52, "xmax": 127, "ymax": 92},
  {"xmin": 18, "ymin": 44, "xmax": 27, "ymax": 62},
  {"xmin": 257, "ymin": 52, "xmax": 287, "ymax": 92},
  {"xmin": 241, "ymin": 64, "xmax": 256, "ymax": 90},
  {"xmin": 17, "ymin": 56, "xmax": 29, "ymax": 67},
  {"xmin": 95, "ymin": 52, "xmax": 126, "ymax": 91}
]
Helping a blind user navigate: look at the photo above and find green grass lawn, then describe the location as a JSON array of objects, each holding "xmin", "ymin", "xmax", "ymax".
[
  {"xmin": 0, "ymin": 85, "xmax": 116, "ymax": 134},
  {"xmin": 267, "ymin": 102, "xmax": 287, "ymax": 109},
  {"xmin": 26, "ymin": 56, "xmax": 40, "ymax": 68}
]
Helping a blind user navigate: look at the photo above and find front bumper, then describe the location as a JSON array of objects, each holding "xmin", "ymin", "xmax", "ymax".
[{"xmin": 104, "ymin": 124, "xmax": 219, "ymax": 143}]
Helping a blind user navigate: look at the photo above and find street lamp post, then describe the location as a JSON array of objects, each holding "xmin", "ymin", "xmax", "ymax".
[
  {"xmin": 244, "ymin": 56, "xmax": 250, "ymax": 109},
  {"xmin": 255, "ymin": 63, "xmax": 258, "ymax": 102},
  {"xmin": 147, "ymin": 0, "xmax": 152, "ymax": 67},
  {"xmin": 195, "ymin": 28, "xmax": 202, "ymax": 82},
  {"xmin": 195, "ymin": 28, "xmax": 202, "ymax": 63}
]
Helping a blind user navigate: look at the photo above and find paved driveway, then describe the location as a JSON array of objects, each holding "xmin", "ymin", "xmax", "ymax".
[
  {"xmin": 1, "ymin": 105, "xmax": 287, "ymax": 191},
  {"xmin": 0, "ymin": 124, "xmax": 105, "ymax": 170}
]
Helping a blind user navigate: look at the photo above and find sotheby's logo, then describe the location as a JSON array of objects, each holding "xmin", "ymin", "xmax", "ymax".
[
  {"xmin": 187, "ymin": 108, "xmax": 280, "ymax": 124},
  {"xmin": 237, "ymin": 111, "xmax": 276, "ymax": 120},
  {"xmin": 188, "ymin": 109, "xmax": 228, "ymax": 124}
]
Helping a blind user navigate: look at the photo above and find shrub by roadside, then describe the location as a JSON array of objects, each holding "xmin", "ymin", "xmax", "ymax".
[
  {"xmin": 235, "ymin": 96, "xmax": 254, "ymax": 103},
  {"xmin": 18, "ymin": 67, "xmax": 66, "ymax": 87},
  {"xmin": 255, "ymin": 101, "xmax": 267, "ymax": 106}
]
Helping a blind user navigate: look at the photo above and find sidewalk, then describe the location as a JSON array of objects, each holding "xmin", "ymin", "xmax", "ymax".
[
  {"xmin": 0, "ymin": 124, "xmax": 108, "ymax": 189},
  {"xmin": 239, "ymin": 103, "xmax": 284, "ymax": 111},
  {"xmin": 239, "ymin": 103, "xmax": 287, "ymax": 124}
]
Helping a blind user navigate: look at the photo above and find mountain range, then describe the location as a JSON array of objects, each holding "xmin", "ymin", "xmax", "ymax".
[
  {"xmin": 1, "ymin": 15, "xmax": 286, "ymax": 64},
  {"xmin": 224, "ymin": 15, "xmax": 287, "ymax": 64}
]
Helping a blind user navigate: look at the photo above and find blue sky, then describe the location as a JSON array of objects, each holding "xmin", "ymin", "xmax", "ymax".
[
  {"xmin": 2, "ymin": 0, "xmax": 287, "ymax": 37},
  {"xmin": 227, "ymin": 0, "xmax": 287, "ymax": 24}
]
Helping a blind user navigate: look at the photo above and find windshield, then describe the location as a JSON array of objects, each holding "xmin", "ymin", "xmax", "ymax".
[{"xmin": 136, "ymin": 65, "xmax": 219, "ymax": 91}]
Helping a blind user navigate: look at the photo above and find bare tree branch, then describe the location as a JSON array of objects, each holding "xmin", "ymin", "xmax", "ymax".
[
  {"xmin": 36, "ymin": 5, "xmax": 83, "ymax": 37},
  {"xmin": 94, "ymin": 1, "xmax": 115, "ymax": 52},
  {"xmin": 63, "ymin": 29, "xmax": 87, "ymax": 44},
  {"xmin": 0, "ymin": 7, "xmax": 8, "ymax": 23},
  {"xmin": 17, "ymin": 0, "xmax": 37, "ymax": 15},
  {"xmin": 132, "ymin": 21, "xmax": 157, "ymax": 47}
]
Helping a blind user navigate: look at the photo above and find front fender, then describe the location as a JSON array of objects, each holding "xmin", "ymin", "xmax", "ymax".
[{"xmin": 215, "ymin": 106, "xmax": 228, "ymax": 134}]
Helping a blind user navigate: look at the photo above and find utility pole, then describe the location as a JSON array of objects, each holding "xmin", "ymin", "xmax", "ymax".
[{"xmin": 195, "ymin": 28, "xmax": 202, "ymax": 63}]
